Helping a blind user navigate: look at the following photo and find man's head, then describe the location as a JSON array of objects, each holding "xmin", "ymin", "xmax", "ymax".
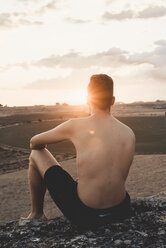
[{"xmin": 87, "ymin": 74, "xmax": 115, "ymax": 111}]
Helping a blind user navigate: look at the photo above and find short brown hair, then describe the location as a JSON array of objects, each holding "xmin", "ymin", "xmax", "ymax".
[{"xmin": 88, "ymin": 74, "xmax": 114, "ymax": 110}]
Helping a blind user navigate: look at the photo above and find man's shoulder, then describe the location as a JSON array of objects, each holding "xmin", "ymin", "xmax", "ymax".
[
  {"xmin": 114, "ymin": 117, "xmax": 135, "ymax": 140},
  {"xmin": 65, "ymin": 116, "xmax": 89, "ymax": 131},
  {"xmin": 68, "ymin": 116, "xmax": 90, "ymax": 125}
]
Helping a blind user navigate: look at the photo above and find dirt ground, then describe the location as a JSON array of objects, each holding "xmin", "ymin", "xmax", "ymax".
[{"xmin": 0, "ymin": 154, "xmax": 166, "ymax": 225}]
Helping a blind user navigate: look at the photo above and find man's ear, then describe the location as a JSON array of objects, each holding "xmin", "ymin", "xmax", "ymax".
[{"xmin": 111, "ymin": 96, "xmax": 115, "ymax": 106}]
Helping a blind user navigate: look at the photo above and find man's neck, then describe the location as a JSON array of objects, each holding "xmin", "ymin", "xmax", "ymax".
[{"xmin": 90, "ymin": 106, "xmax": 111, "ymax": 117}]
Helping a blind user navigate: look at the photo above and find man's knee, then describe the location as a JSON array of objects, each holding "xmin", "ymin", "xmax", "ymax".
[
  {"xmin": 29, "ymin": 150, "xmax": 46, "ymax": 172},
  {"xmin": 29, "ymin": 150, "xmax": 36, "ymax": 168},
  {"xmin": 29, "ymin": 149, "xmax": 44, "ymax": 164},
  {"xmin": 29, "ymin": 148, "xmax": 58, "ymax": 167},
  {"xmin": 28, "ymin": 148, "xmax": 58, "ymax": 178}
]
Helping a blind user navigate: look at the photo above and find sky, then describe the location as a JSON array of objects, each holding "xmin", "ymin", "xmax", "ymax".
[{"xmin": 0, "ymin": 0, "xmax": 166, "ymax": 106}]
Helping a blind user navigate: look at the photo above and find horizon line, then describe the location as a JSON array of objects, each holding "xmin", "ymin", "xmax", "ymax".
[{"xmin": 1, "ymin": 99, "xmax": 166, "ymax": 108}]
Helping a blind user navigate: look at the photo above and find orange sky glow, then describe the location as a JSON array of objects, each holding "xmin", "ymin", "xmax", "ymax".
[{"xmin": 0, "ymin": 0, "xmax": 166, "ymax": 106}]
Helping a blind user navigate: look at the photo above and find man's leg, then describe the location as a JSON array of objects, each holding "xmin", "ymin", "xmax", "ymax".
[{"xmin": 23, "ymin": 148, "xmax": 60, "ymax": 219}]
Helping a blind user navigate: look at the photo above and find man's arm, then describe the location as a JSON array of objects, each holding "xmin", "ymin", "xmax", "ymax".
[{"xmin": 30, "ymin": 119, "xmax": 74, "ymax": 150}]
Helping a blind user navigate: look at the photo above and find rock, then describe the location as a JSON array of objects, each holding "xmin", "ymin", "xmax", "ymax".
[
  {"xmin": 32, "ymin": 220, "xmax": 40, "ymax": 227},
  {"xmin": 158, "ymin": 230, "xmax": 165, "ymax": 235},
  {"xmin": 0, "ymin": 195, "xmax": 166, "ymax": 248},
  {"xmin": 105, "ymin": 228, "xmax": 111, "ymax": 234},
  {"xmin": 114, "ymin": 239, "xmax": 123, "ymax": 246},
  {"xmin": 124, "ymin": 239, "xmax": 132, "ymax": 245},
  {"xmin": 70, "ymin": 235, "xmax": 88, "ymax": 243},
  {"xmin": 86, "ymin": 231, "xmax": 95, "ymax": 237},
  {"xmin": 18, "ymin": 219, "xmax": 31, "ymax": 226},
  {"xmin": 89, "ymin": 238, "xmax": 98, "ymax": 243},
  {"xmin": 30, "ymin": 237, "xmax": 41, "ymax": 242},
  {"xmin": 135, "ymin": 230, "xmax": 148, "ymax": 237},
  {"xmin": 0, "ymin": 232, "xmax": 12, "ymax": 241}
]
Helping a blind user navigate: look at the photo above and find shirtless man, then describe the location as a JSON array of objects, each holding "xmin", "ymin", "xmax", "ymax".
[{"xmin": 24, "ymin": 74, "xmax": 135, "ymax": 228}]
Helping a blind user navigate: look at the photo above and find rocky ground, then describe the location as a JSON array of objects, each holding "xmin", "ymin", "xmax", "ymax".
[{"xmin": 0, "ymin": 195, "xmax": 166, "ymax": 248}]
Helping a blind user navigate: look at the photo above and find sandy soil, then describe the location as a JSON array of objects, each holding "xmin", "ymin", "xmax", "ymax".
[{"xmin": 0, "ymin": 154, "xmax": 166, "ymax": 225}]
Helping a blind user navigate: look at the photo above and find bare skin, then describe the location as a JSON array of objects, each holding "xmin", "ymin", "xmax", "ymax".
[{"xmin": 23, "ymin": 100, "xmax": 135, "ymax": 220}]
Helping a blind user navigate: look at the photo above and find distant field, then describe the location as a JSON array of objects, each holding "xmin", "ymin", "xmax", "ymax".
[
  {"xmin": 118, "ymin": 116, "xmax": 166, "ymax": 154},
  {"xmin": 0, "ymin": 116, "xmax": 165, "ymax": 154},
  {"xmin": 0, "ymin": 111, "xmax": 89, "ymax": 126},
  {"xmin": 0, "ymin": 119, "xmax": 76, "ymax": 155}
]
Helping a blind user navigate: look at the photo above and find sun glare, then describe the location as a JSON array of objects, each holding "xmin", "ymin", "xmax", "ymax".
[
  {"xmin": 66, "ymin": 89, "xmax": 87, "ymax": 105},
  {"xmin": 89, "ymin": 130, "xmax": 95, "ymax": 135}
]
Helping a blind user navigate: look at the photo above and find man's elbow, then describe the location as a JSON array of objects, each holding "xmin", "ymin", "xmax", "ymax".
[
  {"xmin": 30, "ymin": 135, "xmax": 46, "ymax": 150},
  {"xmin": 30, "ymin": 136, "xmax": 38, "ymax": 149}
]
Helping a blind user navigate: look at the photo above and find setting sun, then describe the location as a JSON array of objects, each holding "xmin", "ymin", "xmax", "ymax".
[{"xmin": 64, "ymin": 89, "xmax": 87, "ymax": 105}]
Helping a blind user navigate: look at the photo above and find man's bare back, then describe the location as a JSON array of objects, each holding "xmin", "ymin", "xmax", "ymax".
[
  {"xmin": 25, "ymin": 74, "xmax": 135, "ymax": 225},
  {"xmin": 70, "ymin": 112, "xmax": 135, "ymax": 209}
]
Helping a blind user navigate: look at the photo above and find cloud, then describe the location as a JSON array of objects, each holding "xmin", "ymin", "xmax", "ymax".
[
  {"xmin": 129, "ymin": 40, "xmax": 166, "ymax": 81},
  {"xmin": 36, "ymin": 0, "xmax": 57, "ymax": 15},
  {"xmin": 129, "ymin": 40, "xmax": 166, "ymax": 66},
  {"xmin": 65, "ymin": 17, "xmax": 91, "ymax": 24},
  {"xmin": 2, "ymin": 40, "xmax": 166, "ymax": 84},
  {"xmin": 24, "ymin": 70, "xmax": 90, "ymax": 90},
  {"xmin": 102, "ymin": 6, "xmax": 166, "ymax": 21},
  {"xmin": 104, "ymin": 0, "xmax": 116, "ymax": 6},
  {"xmin": 17, "ymin": 19, "xmax": 43, "ymax": 26},
  {"xmin": 102, "ymin": 10, "xmax": 134, "ymax": 21},
  {"xmin": 31, "ymin": 48, "xmax": 129, "ymax": 69},
  {"xmin": 0, "ymin": 13, "xmax": 14, "ymax": 29},
  {"xmin": 30, "ymin": 40, "xmax": 166, "ymax": 83},
  {"xmin": 0, "ymin": 48, "xmax": 129, "ymax": 72},
  {"xmin": 15, "ymin": 0, "xmax": 67, "ymax": 16},
  {"xmin": 0, "ymin": 12, "xmax": 43, "ymax": 29},
  {"xmin": 22, "ymin": 39, "xmax": 166, "ymax": 92},
  {"xmin": 138, "ymin": 6, "xmax": 166, "ymax": 18},
  {"xmin": 0, "ymin": 1, "xmax": 58, "ymax": 29},
  {"xmin": 35, "ymin": 0, "xmax": 68, "ymax": 15}
]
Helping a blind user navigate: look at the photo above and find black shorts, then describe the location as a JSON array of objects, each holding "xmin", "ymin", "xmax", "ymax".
[{"xmin": 44, "ymin": 165, "xmax": 131, "ymax": 228}]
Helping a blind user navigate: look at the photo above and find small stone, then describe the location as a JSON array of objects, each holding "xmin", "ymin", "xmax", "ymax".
[
  {"xmin": 30, "ymin": 237, "xmax": 40, "ymax": 242},
  {"xmin": 32, "ymin": 221, "xmax": 40, "ymax": 227},
  {"xmin": 161, "ymin": 201, "xmax": 166, "ymax": 206},
  {"xmin": 158, "ymin": 230, "xmax": 165, "ymax": 235},
  {"xmin": 19, "ymin": 219, "xmax": 30, "ymax": 226},
  {"xmin": 135, "ymin": 231, "xmax": 148, "ymax": 237},
  {"xmin": 20, "ymin": 231, "xmax": 27, "ymax": 235},
  {"xmin": 50, "ymin": 243, "xmax": 57, "ymax": 247},
  {"xmin": 114, "ymin": 239, "xmax": 123, "ymax": 246},
  {"xmin": 89, "ymin": 238, "xmax": 97, "ymax": 243},
  {"xmin": 70, "ymin": 235, "xmax": 87, "ymax": 243},
  {"xmin": 0, "ymin": 232, "xmax": 12, "ymax": 240},
  {"xmin": 105, "ymin": 228, "xmax": 111, "ymax": 234},
  {"xmin": 86, "ymin": 231, "xmax": 95, "ymax": 237},
  {"xmin": 124, "ymin": 240, "xmax": 132, "ymax": 245},
  {"xmin": 35, "ymin": 227, "xmax": 41, "ymax": 231},
  {"xmin": 162, "ymin": 217, "xmax": 166, "ymax": 222}
]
